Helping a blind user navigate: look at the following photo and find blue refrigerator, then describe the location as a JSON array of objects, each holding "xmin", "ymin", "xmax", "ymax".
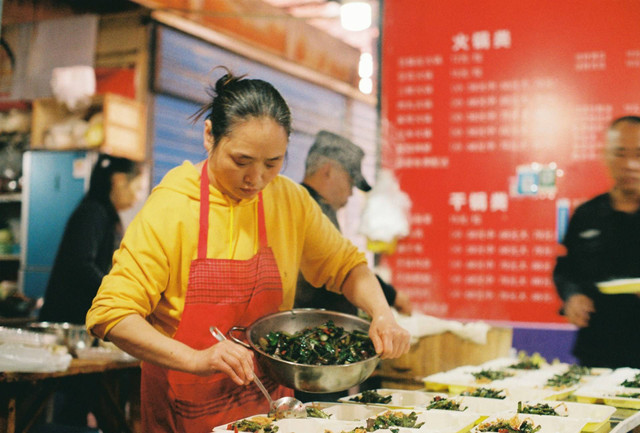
[{"xmin": 19, "ymin": 150, "xmax": 95, "ymax": 301}]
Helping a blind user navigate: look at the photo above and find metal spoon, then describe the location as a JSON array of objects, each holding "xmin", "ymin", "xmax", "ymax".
[{"xmin": 209, "ymin": 326, "xmax": 306, "ymax": 419}]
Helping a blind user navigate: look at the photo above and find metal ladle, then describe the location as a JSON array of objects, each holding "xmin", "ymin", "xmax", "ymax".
[{"xmin": 209, "ymin": 326, "xmax": 306, "ymax": 419}]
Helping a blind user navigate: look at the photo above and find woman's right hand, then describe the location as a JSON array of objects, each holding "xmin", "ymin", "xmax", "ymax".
[{"xmin": 194, "ymin": 340, "xmax": 255, "ymax": 385}]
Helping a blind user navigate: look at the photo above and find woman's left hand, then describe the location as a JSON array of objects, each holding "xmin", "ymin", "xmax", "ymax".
[{"xmin": 368, "ymin": 312, "xmax": 411, "ymax": 359}]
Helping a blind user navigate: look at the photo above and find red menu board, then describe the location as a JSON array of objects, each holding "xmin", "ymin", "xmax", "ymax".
[{"xmin": 381, "ymin": 0, "xmax": 640, "ymax": 324}]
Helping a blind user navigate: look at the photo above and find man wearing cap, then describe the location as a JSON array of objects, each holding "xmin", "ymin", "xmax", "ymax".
[{"xmin": 294, "ymin": 130, "xmax": 413, "ymax": 316}]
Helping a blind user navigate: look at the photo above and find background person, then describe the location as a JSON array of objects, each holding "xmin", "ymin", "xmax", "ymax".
[
  {"xmin": 554, "ymin": 115, "xmax": 640, "ymax": 368},
  {"xmin": 294, "ymin": 130, "xmax": 413, "ymax": 403},
  {"xmin": 294, "ymin": 130, "xmax": 413, "ymax": 316},
  {"xmin": 37, "ymin": 153, "xmax": 143, "ymax": 428},
  {"xmin": 39, "ymin": 153, "xmax": 144, "ymax": 324},
  {"xmin": 86, "ymin": 70, "xmax": 410, "ymax": 432}
]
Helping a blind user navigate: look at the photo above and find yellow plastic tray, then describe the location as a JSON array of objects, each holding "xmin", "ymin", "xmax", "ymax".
[
  {"xmin": 602, "ymin": 396, "xmax": 640, "ymax": 409},
  {"xmin": 596, "ymin": 278, "xmax": 640, "ymax": 294}
]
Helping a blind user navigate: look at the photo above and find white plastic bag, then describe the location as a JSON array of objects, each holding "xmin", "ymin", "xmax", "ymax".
[
  {"xmin": 50, "ymin": 65, "xmax": 96, "ymax": 112},
  {"xmin": 359, "ymin": 169, "xmax": 411, "ymax": 244}
]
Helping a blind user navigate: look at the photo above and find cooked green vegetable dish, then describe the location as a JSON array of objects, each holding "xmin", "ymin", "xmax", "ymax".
[
  {"xmin": 258, "ymin": 320, "xmax": 375, "ymax": 365},
  {"xmin": 472, "ymin": 369, "xmax": 514, "ymax": 381},
  {"xmin": 349, "ymin": 390, "xmax": 393, "ymax": 404},
  {"xmin": 621, "ymin": 373, "xmax": 640, "ymax": 388},
  {"xmin": 306, "ymin": 406, "xmax": 332, "ymax": 418},
  {"xmin": 426, "ymin": 396, "xmax": 466, "ymax": 411},
  {"xmin": 477, "ymin": 419, "xmax": 541, "ymax": 433},
  {"xmin": 460, "ymin": 387, "xmax": 506, "ymax": 399},
  {"xmin": 545, "ymin": 365, "xmax": 591, "ymax": 388},
  {"xmin": 517, "ymin": 401, "xmax": 564, "ymax": 416},
  {"xmin": 226, "ymin": 419, "xmax": 278, "ymax": 432},
  {"xmin": 616, "ymin": 392, "xmax": 640, "ymax": 398},
  {"xmin": 509, "ymin": 359, "xmax": 541, "ymax": 370},
  {"xmin": 344, "ymin": 411, "xmax": 425, "ymax": 432}
]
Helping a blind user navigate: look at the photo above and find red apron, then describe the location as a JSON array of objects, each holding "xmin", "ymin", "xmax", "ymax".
[{"xmin": 140, "ymin": 162, "xmax": 291, "ymax": 432}]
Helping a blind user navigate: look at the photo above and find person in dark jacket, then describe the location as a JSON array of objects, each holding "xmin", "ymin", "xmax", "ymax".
[
  {"xmin": 37, "ymin": 153, "xmax": 143, "ymax": 428},
  {"xmin": 294, "ymin": 130, "xmax": 413, "ymax": 317},
  {"xmin": 39, "ymin": 153, "xmax": 143, "ymax": 324},
  {"xmin": 293, "ymin": 131, "xmax": 413, "ymax": 403},
  {"xmin": 553, "ymin": 115, "xmax": 640, "ymax": 368}
]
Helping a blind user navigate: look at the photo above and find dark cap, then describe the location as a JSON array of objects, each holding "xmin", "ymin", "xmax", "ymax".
[{"xmin": 307, "ymin": 130, "xmax": 372, "ymax": 192}]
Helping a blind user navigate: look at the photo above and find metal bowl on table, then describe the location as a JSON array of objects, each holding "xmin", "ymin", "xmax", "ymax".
[
  {"xmin": 27, "ymin": 322, "xmax": 96, "ymax": 356},
  {"xmin": 230, "ymin": 309, "xmax": 380, "ymax": 393}
]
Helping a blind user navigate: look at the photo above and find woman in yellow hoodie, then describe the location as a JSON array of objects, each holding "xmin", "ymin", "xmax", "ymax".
[{"xmin": 86, "ymin": 69, "xmax": 410, "ymax": 432}]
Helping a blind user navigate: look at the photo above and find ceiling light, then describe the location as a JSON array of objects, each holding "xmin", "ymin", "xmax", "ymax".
[
  {"xmin": 340, "ymin": 1, "xmax": 371, "ymax": 32},
  {"xmin": 359, "ymin": 77, "xmax": 373, "ymax": 94}
]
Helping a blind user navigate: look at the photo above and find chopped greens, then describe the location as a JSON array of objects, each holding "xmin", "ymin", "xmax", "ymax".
[
  {"xmin": 545, "ymin": 365, "xmax": 591, "ymax": 388},
  {"xmin": 306, "ymin": 406, "xmax": 332, "ymax": 418},
  {"xmin": 460, "ymin": 387, "xmax": 506, "ymax": 399},
  {"xmin": 477, "ymin": 417, "xmax": 541, "ymax": 433},
  {"xmin": 509, "ymin": 353, "xmax": 544, "ymax": 370},
  {"xmin": 349, "ymin": 390, "xmax": 393, "ymax": 404},
  {"xmin": 616, "ymin": 392, "xmax": 640, "ymax": 398},
  {"xmin": 342, "ymin": 411, "xmax": 425, "ymax": 432},
  {"xmin": 426, "ymin": 396, "xmax": 466, "ymax": 411},
  {"xmin": 517, "ymin": 401, "xmax": 565, "ymax": 416},
  {"xmin": 509, "ymin": 359, "xmax": 541, "ymax": 370},
  {"xmin": 226, "ymin": 418, "xmax": 278, "ymax": 432},
  {"xmin": 621, "ymin": 373, "xmax": 640, "ymax": 388},
  {"xmin": 472, "ymin": 369, "xmax": 514, "ymax": 381},
  {"xmin": 258, "ymin": 320, "xmax": 375, "ymax": 365}
]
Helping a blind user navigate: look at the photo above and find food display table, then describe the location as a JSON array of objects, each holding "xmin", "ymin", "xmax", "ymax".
[
  {"xmin": 215, "ymin": 358, "xmax": 640, "ymax": 433},
  {"xmin": 0, "ymin": 358, "xmax": 141, "ymax": 433}
]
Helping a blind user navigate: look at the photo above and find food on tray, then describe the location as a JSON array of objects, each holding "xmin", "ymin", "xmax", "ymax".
[
  {"xmin": 617, "ymin": 392, "xmax": 640, "ymax": 398},
  {"xmin": 476, "ymin": 416, "xmax": 541, "ymax": 433},
  {"xmin": 426, "ymin": 396, "xmax": 467, "ymax": 411},
  {"xmin": 472, "ymin": 369, "xmax": 515, "ymax": 382},
  {"xmin": 258, "ymin": 320, "xmax": 375, "ymax": 365},
  {"xmin": 517, "ymin": 401, "xmax": 567, "ymax": 416},
  {"xmin": 460, "ymin": 387, "xmax": 506, "ymax": 399},
  {"xmin": 227, "ymin": 416, "xmax": 278, "ymax": 432},
  {"xmin": 349, "ymin": 390, "xmax": 393, "ymax": 404},
  {"xmin": 545, "ymin": 365, "xmax": 590, "ymax": 388},
  {"xmin": 508, "ymin": 353, "xmax": 544, "ymax": 370},
  {"xmin": 621, "ymin": 373, "xmax": 640, "ymax": 388},
  {"xmin": 306, "ymin": 406, "xmax": 332, "ymax": 418},
  {"xmin": 341, "ymin": 411, "xmax": 425, "ymax": 432}
]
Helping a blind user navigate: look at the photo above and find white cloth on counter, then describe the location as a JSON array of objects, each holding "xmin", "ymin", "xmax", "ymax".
[
  {"xmin": 393, "ymin": 311, "xmax": 491, "ymax": 345},
  {"xmin": 0, "ymin": 343, "xmax": 72, "ymax": 373}
]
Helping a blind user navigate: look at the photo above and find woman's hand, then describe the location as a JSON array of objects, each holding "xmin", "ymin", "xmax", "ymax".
[
  {"xmin": 193, "ymin": 340, "xmax": 256, "ymax": 385},
  {"xmin": 368, "ymin": 312, "xmax": 411, "ymax": 359}
]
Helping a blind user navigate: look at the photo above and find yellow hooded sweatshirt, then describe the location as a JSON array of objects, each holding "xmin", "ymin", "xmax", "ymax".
[{"xmin": 86, "ymin": 161, "xmax": 366, "ymax": 339}]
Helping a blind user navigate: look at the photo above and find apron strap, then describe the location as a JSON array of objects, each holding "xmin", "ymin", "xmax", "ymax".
[{"xmin": 199, "ymin": 161, "xmax": 269, "ymax": 258}]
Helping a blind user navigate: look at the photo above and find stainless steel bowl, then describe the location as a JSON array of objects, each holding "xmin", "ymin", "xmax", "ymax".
[
  {"xmin": 27, "ymin": 322, "xmax": 96, "ymax": 356},
  {"xmin": 230, "ymin": 309, "xmax": 380, "ymax": 393}
]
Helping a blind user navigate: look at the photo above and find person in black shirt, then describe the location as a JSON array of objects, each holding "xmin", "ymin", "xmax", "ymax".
[
  {"xmin": 38, "ymin": 153, "xmax": 143, "ymax": 428},
  {"xmin": 554, "ymin": 115, "xmax": 640, "ymax": 368},
  {"xmin": 39, "ymin": 154, "xmax": 143, "ymax": 324}
]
